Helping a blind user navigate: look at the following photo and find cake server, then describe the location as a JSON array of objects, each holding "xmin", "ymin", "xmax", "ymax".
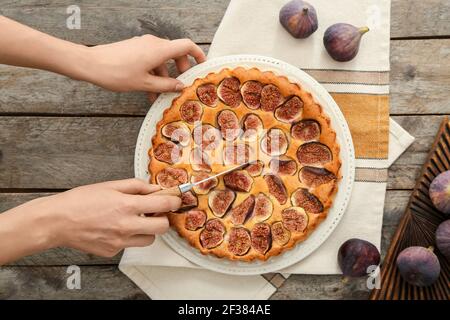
[{"xmin": 151, "ymin": 161, "xmax": 252, "ymax": 196}]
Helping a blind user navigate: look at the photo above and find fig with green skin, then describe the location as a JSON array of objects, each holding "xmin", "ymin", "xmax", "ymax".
[
  {"xmin": 436, "ymin": 220, "xmax": 450, "ymax": 260},
  {"xmin": 323, "ymin": 23, "xmax": 369, "ymax": 62},
  {"xmin": 429, "ymin": 171, "xmax": 450, "ymax": 215},
  {"xmin": 279, "ymin": 0, "xmax": 318, "ymax": 39},
  {"xmin": 338, "ymin": 238, "xmax": 380, "ymax": 277},
  {"xmin": 396, "ymin": 246, "xmax": 441, "ymax": 287}
]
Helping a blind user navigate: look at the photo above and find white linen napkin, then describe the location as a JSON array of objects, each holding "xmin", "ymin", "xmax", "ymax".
[{"xmin": 119, "ymin": 0, "xmax": 414, "ymax": 299}]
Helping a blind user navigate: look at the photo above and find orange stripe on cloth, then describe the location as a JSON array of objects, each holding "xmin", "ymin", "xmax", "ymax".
[{"xmin": 331, "ymin": 93, "xmax": 389, "ymax": 159}]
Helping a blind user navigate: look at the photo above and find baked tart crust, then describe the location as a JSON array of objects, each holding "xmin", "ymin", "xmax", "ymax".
[{"xmin": 148, "ymin": 67, "xmax": 341, "ymax": 261}]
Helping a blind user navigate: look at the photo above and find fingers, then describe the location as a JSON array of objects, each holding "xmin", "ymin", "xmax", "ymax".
[
  {"xmin": 165, "ymin": 39, "xmax": 206, "ymax": 64},
  {"xmin": 102, "ymin": 179, "xmax": 161, "ymax": 195},
  {"xmin": 144, "ymin": 74, "xmax": 184, "ymax": 93},
  {"xmin": 154, "ymin": 64, "xmax": 169, "ymax": 78},
  {"xmin": 124, "ymin": 234, "xmax": 156, "ymax": 247},
  {"xmin": 126, "ymin": 194, "xmax": 181, "ymax": 214},
  {"xmin": 175, "ymin": 55, "xmax": 191, "ymax": 73},
  {"xmin": 130, "ymin": 215, "xmax": 170, "ymax": 235}
]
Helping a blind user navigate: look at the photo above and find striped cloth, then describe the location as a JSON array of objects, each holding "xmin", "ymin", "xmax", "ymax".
[{"xmin": 119, "ymin": 0, "xmax": 414, "ymax": 299}]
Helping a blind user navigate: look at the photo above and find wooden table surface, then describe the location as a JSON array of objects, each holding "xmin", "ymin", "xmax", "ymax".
[{"xmin": 0, "ymin": 0, "xmax": 449, "ymax": 299}]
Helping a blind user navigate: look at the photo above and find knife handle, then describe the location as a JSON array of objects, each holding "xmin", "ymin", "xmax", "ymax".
[{"xmin": 151, "ymin": 187, "xmax": 181, "ymax": 196}]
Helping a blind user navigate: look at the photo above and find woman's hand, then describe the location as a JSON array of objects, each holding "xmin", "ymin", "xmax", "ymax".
[
  {"xmin": 0, "ymin": 179, "xmax": 181, "ymax": 264},
  {"xmin": 83, "ymin": 35, "xmax": 206, "ymax": 93}
]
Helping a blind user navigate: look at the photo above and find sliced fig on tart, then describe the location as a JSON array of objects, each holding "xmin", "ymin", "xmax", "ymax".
[
  {"xmin": 153, "ymin": 141, "xmax": 182, "ymax": 164},
  {"xmin": 191, "ymin": 172, "xmax": 218, "ymax": 195},
  {"xmin": 197, "ymin": 83, "xmax": 218, "ymax": 107},
  {"xmin": 253, "ymin": 193, "xmax": 273, "ymax": 222},
  {"xmin": 185, "ymin": 210, "xmax": 207, "ymax": 231},
  {"xmin": 291, "ymin": 188, "xmax": 324, "ymax": 214},
  {"xmin": 193, "ymin": 124, "xmax": 221, "ymax": 151},
  {"xmin": 271, "ymin": 221, "xmax": 291, "ymax": 246},
  {"xmin": 261, "ymin": 128, "xmax": 289, "ymax": 156},
  {"xmin": 264, "ymin": 174, "xmax": 288, "ymax": 205},
  {"xmin": 251, "ymin": 223, "xmax": 272, "ymax": 255},
  {"xmin": 217, "ymin": 109, "xmax": 240, "ymax": 141},
  {"xmin": 291, "ymin": 120, "xmax": 321, "ymax": 142},
  {"xmin": 281, "ymin": 207, "xmax": 309, "ymax": 232},
  {"xmin": 208, "ymin": 189, "xmax": 236, "ymax": 217},
  {"xmin": 228, "ymin": 227, "xmax": 252, "ymax": 256},
  {"xmin": 179, "ymin": 191, "xmax": 198, "ymax": 211},
  {"xmin": 161, "ymin": 121, "xmax": 191, "ymax": 147},
  {"xmin": 274, "ymin": 96, "xmax": 303, "ymax": 123},
  {"xmin": 217, "ymin": 77, "xmax": 242, "ymax": 107},
  {"xmin": 296, "ymin": 142, "xmax": 332, "ymax": 166},
  {"xmin": 260, "ymin": 84, "xmax": 283, "ymax": 112},
  {"xmin": 230, "ymin": 195, "xmax": 255, "ymax": 225},
  {"xmin": 299, "ymin": 166, "xmax": 337, "ymax": 188},
  {"xmin": 245, "ymin": 160, "xmax": 264, "ymax": 177},
  {"xmin": 241, "ymin": 114, "xmax": 264, "ymax": 141},
  {"xmin": 190, "ymin": 147, "xmax": 212, "ymax": 172},
  {"xmin": 200, "ymin": 219, "xmax": 226, "ymax": 249},
  {"xmin": 223, "ymin": 170, "xmax": 254, "ymax": 193},
  {"xmin": 156, "ymin": 167, "xmax": 188, "ymax": 189},
  {"xmin": 269, "ymin": 156, "xmax": 298, "ymax": 176},
  {"xmin": 241, "ymin": 80, "xmax": 263, "ymax": 109},
  {"xmin": 180, "ymin": 100, "xmax": 203, "ymax": 124}
]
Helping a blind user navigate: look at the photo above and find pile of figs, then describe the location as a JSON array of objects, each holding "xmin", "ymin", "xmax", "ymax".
[{"xmin": 279, "ymin": 0, "xmax": 369, "ymax": 62}]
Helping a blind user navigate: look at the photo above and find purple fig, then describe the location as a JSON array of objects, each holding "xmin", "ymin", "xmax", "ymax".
[
  {"xmin": 323, "ymin": 23, "xmax": 369, "ymax": 62},
  {"xmin": 436, "ymin": 220, "xmax": 450, "ymax": 260},
  {"xmin": 396, "ymin": 246, "xmax": 440, "ymax": 287},
  {"xmin": 279, "ymin": 0, "xmax": 318, "ymax": 39},
  {"xmin": 429, "ymin": 171, "xmax": 450, "ymax": 215},
  {"xmin": 338, "ymin": 238, "xmax": 380, "ymax": 277}
]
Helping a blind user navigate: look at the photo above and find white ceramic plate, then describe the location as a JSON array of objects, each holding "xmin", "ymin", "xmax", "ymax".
[{"xmin": 135, "ymin": 55, "xmax": 355, "ymax": 275}]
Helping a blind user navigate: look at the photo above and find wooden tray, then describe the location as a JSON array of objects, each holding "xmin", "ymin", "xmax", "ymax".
[{"xmin": 370, "ymin": 117, "xmax": 450, "ymax": 300}]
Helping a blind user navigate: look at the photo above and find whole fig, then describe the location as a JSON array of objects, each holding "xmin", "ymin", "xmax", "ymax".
[
  {"xmin": 436, "ymin": 220, "xmax": 450, "ymax": 260},
  {"xmin": 323, "ymin": 23, "xmax": 369, "ymax": 62},
  {"xmin": 338, "ymin": 238, "xmax": 380, "ymax": 277},
  {"xmin": 396, "ymin": 246, "xmax": 440, "ymax": 287},
  {"xmin": 279, "ymin": 0, "xmax": 318, "ymax": 39},
  {"xmin": 429, "ymin": 170, "xmax": 450, "ymax": 215}
]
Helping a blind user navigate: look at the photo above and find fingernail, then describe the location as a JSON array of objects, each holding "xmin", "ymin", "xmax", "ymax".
[{"xmin": 175, "ymin": 82, "xmax": 185, "ymax": 91}]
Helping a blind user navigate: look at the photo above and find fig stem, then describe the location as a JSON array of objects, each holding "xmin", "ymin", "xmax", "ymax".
[
  {"xmin": 302, "ymin": 7, "xmax": 309, "ymax": 15},
  {"xmin": 359, "ymin": 26, "xmax": 370, "ymax": 35},
  {"xmin": 427, "ymin": 246, "xmax": 435, "ymax": 252}
]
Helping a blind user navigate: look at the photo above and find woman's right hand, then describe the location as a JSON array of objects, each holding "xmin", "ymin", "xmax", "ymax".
[{"xmin": 31, "ymin": 178, "xmax": 181, "ymax": 257}]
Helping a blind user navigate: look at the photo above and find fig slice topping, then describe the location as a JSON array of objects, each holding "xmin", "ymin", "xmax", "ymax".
[
  {"xmin": 275, "ymin": 96, "xmax": 303, "ymax": 123},
  {"xmin": 299, "ymin": 166, "xmax": 337, "ymax": 188},
  {"xmin": 291, "ymin": 120, "xmax": 321, "ymax": 142},
  {"xmin": 251, "ymin": 223, "xmax": 272, "ymax": 254},
  {"xmin": 223, "ymin": 143, "xmax": 252, "ymax": 165},
  {"xmin": 245, "ymin": 160, "xmax": 264, "ymax": 177},
  {"xmin": 191, "ymin": 172, "xmax": 218, "ymax": 195},
  {"xmin": 241, "ymin": 80, "xmax": 263, "ymax": 109},
  {"xmin": 193, "ymin": 124, "xmax": 221, "ymax": 151},
  {"xmin": 196, "ymin": 83, "xmax": 218, "ymax": 107},
  {"xmin": 156, "ymin": 167, "xmax": 188, "ymax": 189},
  {"xmin": 261, "ymin": 128, "xmax": 289, "ymax": 156},
  {"xmin": 269, "ymin": 156, "xmax": 298, "ymax": 176},
  {"xmin": 242, "ymin": 114, "xmax": 264, "ymax": 141},
  {"xmin": 208, "ymin": 189, "xmax": 236, "ymax": 217},
  {"xmin": 217, "ymin": 109, "xmax": 240, "ymax": 141},
  {"xmin": 264, "ymin": 174, "xmax": 288, "ymax": 205},
  {"xmin": 190, "ymin": 147, "xmax": 211, "ymax": 172},
  {"xmin": 230, "ymin": 195, "xmax": 255, "ymax": 225},
  {"xmin": 217, "ymin": 77, "xmax": 242, "ymax": 107},
  {"xmin": 271, "ymin": 221, "xmax": 291, "ymax": 246},
  {"xmin": 180, "ymin": 100, "xmax": 203, "ymax": 124},
  {"xmin": 200, "ymin": 219, "xmax": 226, "ymax": 249},
  {"xmin": 153, "ymin": 141, "xmax": 182, "ymax": 164},
  {"xmin": 184, "ymin": 210, "xmax": 207, "ymax": 231},
  {"xmin": 260, "ymin": 84, "xmax": 283, "ymax": 112},
  {"xmin": 291, "ymin": 188, "xmax": 324, "ymax": 214},
  {"xmin": 253, "ymin": 193, "xmax": 273, "ymax": 222},
  {"xmin": 161, "ymin": 121, "xmax": 191, "ymax": 147},
  {"xmin": 228, "ymin": 227, "xmax": 251, "ymax": 256},
  {"xmin": 296, "ymin": 142, "xmax": 332, "ymax": 166},
  {"xmin": 282, "ymin": 207, "xmax": 309, "ymax": 232},
  {"xmin": 223, "ymin": 170, "xmax": 254, "ymax": 193},
  {"xmin": 179, "ymin": 191, "xmax": 198, "ymax": 211}
]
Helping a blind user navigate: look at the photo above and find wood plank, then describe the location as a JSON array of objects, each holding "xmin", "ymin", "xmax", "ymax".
[
  {"xmin": 0, "ymin": 190, "xmax": 410, "ymax": 266},
  {"xmin": 0, "ymin": 40, "xmax": 448, "ymax": 115},
  {"xmin": 0, "ymin": 266, "xmax": 148, "ymax": 299},
  {"xmin": 1, "ymin": 0, "xmax": 449, "ymax": 44},
  {"xmin": 0, "ymin": 115, "xmax": 442, "ymax": 190},
  {"xmin": 390, "ymin": 39, "xmax": 450, "ymax": 115},
  {"xmin": 0, "ymin": 0, "xmax": 229, "ymax": 44}
]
